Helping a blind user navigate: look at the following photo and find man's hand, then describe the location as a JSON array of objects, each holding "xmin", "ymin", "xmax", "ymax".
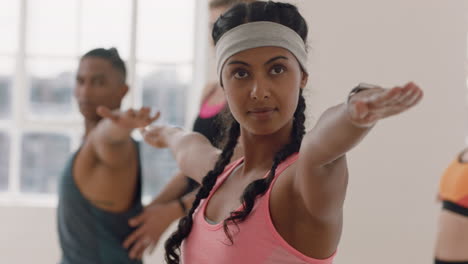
[
  {"xmin": 123, "ymin": 202, "xmax": 183, "ymax": 260},
  {"xmin": 97, "ymin": 106, "xmax": 160, "ymax": 130}
]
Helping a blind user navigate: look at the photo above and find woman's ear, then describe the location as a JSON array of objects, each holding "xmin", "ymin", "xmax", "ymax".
[{"xmin": 300, "ymin": 71, "xmax": 309, "ymax": 89}]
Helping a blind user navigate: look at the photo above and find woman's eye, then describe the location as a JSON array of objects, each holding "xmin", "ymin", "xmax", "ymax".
[
  {"xmin": 234, "ymin": 70, "xmax": 249, "ymax": 79},
  {"xmin": 270, "ymin": 66, "xmax": 285, "ymax": 75}
]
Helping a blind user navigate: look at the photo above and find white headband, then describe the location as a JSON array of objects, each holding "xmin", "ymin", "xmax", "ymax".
[{"xmin": 215, "ymin": 21, "xmax": 308, "ymax": 84}]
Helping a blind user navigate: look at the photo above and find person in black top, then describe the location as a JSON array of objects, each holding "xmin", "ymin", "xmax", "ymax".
[{"xmin": 58, "ymin": 47, "xmax": 159, "ymax": 264}]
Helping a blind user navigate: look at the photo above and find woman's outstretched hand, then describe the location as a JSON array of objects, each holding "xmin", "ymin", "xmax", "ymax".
[{"xmin": 347, "ymin": 82, "xmax": 423, "ymax": 127}]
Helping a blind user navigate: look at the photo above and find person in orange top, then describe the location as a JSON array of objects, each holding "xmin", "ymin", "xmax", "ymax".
[{"xmin": 435, "ymin": 149, "xmax": 468, "ymax": 264}]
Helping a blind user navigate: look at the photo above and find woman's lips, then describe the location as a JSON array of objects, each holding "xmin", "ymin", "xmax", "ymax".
[{"xmin": 248, "ymin": 107, "xmax": 277, "ymax": 120}]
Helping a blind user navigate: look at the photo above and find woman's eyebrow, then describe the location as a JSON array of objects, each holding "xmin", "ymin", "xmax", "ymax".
[
  {"xmin": 227, "ymin": 60, "xmax": 250, "ymax": 66},
  {"xmin": 265, "ymin": 56, "xmax": 288, "ymax": 65}
]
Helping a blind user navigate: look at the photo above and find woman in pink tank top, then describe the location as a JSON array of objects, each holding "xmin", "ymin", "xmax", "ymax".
[{"xmin": 141, "ymin": 2, "xmax": 424, "ymax": 264}]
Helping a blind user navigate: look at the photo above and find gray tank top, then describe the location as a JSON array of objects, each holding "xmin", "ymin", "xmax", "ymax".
[{"xmin": 57, "ymin": 141, "xmax": 143, "ymax": 264}]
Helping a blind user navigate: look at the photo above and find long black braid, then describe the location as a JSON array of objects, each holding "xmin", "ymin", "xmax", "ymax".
[{"xmin": 165, "ymin": 120, "xmax": 240, "ymax": 263}]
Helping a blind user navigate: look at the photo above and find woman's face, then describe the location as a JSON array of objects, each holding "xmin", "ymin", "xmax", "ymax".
[{"xmin": 221, "ymin": 46, "xmax": 308, "ymax": 136}]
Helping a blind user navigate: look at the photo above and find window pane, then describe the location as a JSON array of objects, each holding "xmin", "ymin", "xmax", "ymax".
[
  {"xmin": 27, "ymin": 59, "xmax": 76, "ymax": 116},
  {"xmin": 140, "ymin": 145, "xmax": 177, "ymax": 197},
  {"xmin": 20, "ymin": 132, "xmax": 71, "ymax": 193},
  {"xmin": 137, "ymin": 64, "xmax": 191, "ymax": 127},
  {"xmin": 80, "ymin": 0, "xmax": 131, "ymax": 58},
  {"xmin": 0, "ymin": 0, "xmax": 19, "ymax": 54},
  {"xmin": 138, "ymin": 0, "xmax": 195, "ymax": 63},
  {"xmin": 0, "ymin": 132, "xmax": 10, "ymax": 192},
  {"xmin": 0, "ymin": 57, "xmax": 13, "ymax": 119},
  {"xmin": 27, "ymin": 0, "xmax": 79, "ymax": 56}
]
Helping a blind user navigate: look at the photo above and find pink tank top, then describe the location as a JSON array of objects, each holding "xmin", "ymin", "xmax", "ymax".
[
  {"xmin": 199, "ymin": 99, "xmax": 226, "ymax": 119},
  {"xmin": 181, "ymin": 153, "xmax": 336, "ymax": 264},
  {"xmin": 199, "ymin": 86, "xmax": 226, "ymax": 119}
]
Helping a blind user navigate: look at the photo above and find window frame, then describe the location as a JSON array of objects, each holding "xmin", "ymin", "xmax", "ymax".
[{"xmin": 0, "ymin": 0, "xmax": 208, "ymax": 207}]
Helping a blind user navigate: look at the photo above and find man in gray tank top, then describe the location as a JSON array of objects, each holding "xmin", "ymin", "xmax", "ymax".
[{"xmin": 57, "ymin": 48, "xmax": 161, "ymax": 264}]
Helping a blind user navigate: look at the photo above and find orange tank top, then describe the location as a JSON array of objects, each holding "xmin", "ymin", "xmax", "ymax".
[{"xmin": 439, "ymin": 156, "xmax": 468, "ymax": 208}]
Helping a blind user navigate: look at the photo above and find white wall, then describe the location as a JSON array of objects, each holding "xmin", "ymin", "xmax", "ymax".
[
  {"xmin": 296, "ymin": 0, "xmax": 468, "ymax": 263},
  {"xmin": 0, "ymin": 206, "xmax": 59, "ymax": 262},
  {"xmin": 1, "ymin": 0, "xmax": 467, "ymax": 263}
]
